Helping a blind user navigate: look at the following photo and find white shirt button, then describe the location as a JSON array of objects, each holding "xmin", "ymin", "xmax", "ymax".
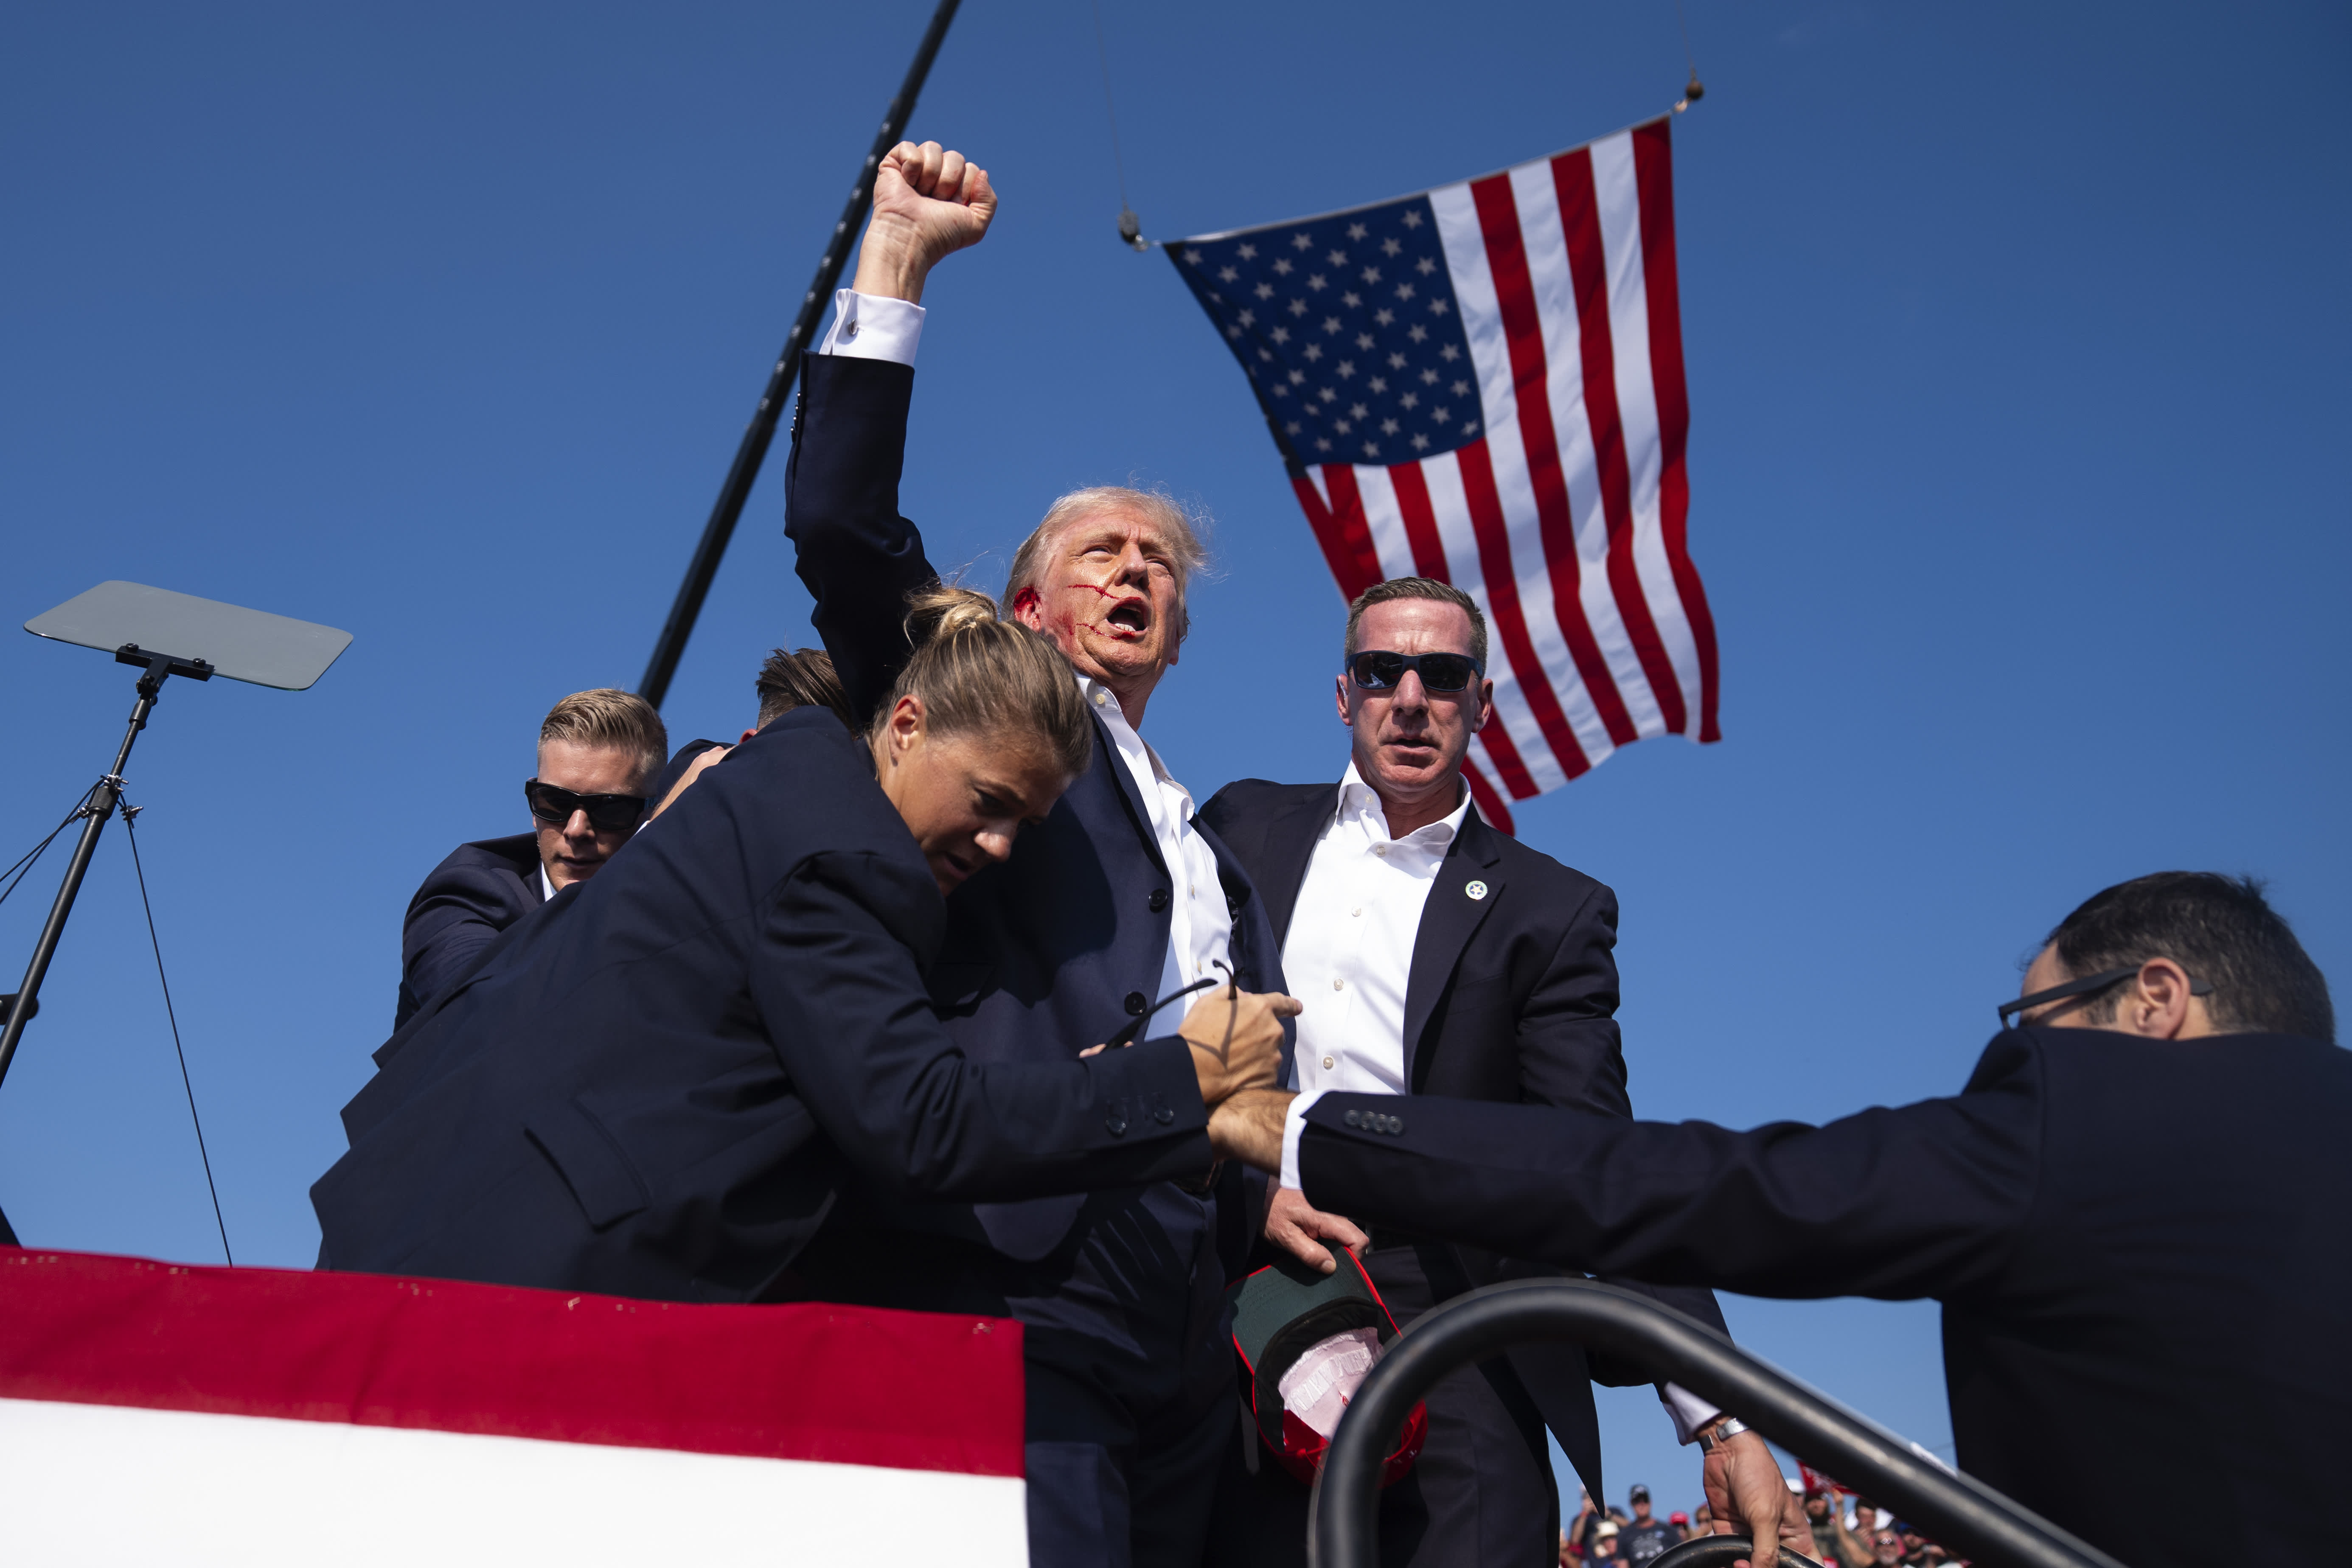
[
  {"xmin": 1093, "ymin": 690, "xmax": 1110, "ymax": 706},
  {"xmin": 1351, "ymin": 907, "xmax": 1364, "ymax": 917},
  {"xmin": 1322, "ymin": 1055, "xmax": 1336, "ymax": 1070},
  {"xmin": 1374, "ymin": 844, "xmax": 1388, "ymax": 856},
  {"xmin": 1331, "ymin": 977, "xmax": 1345, "ymax": 991}
]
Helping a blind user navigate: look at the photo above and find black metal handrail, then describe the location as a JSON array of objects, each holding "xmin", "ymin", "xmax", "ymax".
[{"xmin": 1306, "ymin": 1279, "xmax": 2129, "ymax": 1568}]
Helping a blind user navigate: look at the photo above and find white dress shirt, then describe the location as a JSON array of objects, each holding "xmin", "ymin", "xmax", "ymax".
[
  {"xmin": 1276, "ymin": 769, "xmax": 1721, "ymax": 1444},
  {"xmin": 816, "ymin": 287, "xmax": 926, "ymax": 365},
  {"xmin": 1079, "ymin": 675, "xmax": 1234, "ymax": 1008},
  {"xmin": 814, "ymin": 292, "xmax": 1232, "ymax": 1012},
  {"xmin": 817, "ymin": 291, "xmax": 1715, "ymax": 1437},
  {"xmin": 1285, "ymin": 763, "xmax": 1468, "ymax": 1098}
]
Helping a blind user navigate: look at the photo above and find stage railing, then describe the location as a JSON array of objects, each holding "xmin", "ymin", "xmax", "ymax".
[{"xmin": 1306, "ymin": 1278, "xmax": 2129, "ymax": 1568}]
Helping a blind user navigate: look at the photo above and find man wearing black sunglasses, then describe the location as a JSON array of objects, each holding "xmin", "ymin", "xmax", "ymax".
[
  {"xmin": 1198, "ymin": 578, "xmax": 1785, "ymax": 1568},
  {"xmin": 1222, "ymin": 871, "xmax": 2346, "ymax": 1568},
  {"xmin": 394, "ymin": 688, "xmax": 666, "ymax": 1027}
]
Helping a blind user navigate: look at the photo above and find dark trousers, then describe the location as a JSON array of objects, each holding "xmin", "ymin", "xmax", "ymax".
[
  {"xmin": 1201, "ymin": 1243, "xmax": 1561, "ymax": 1568},
  {"xmin": 791, "ymin": 1183, "xmax": 1232, "ymax": 1568}
]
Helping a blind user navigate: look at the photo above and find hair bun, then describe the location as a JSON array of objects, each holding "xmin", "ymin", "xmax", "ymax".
[{"xmin": 903, "ymin": 583, "xmax": 1002, "ymax": 648}]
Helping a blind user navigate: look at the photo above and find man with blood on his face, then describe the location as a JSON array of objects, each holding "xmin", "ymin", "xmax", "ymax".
[{"xmin": 782, "ymin": 138, "xmax": 1297, "ymax": 1568}]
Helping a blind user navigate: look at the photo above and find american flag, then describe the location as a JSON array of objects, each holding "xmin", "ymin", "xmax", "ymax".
[{"xmin": 1167, "ymin": 116, "xmax": 1719, "ymax": 833}]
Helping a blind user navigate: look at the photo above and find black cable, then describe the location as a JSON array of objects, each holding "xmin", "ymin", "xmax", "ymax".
[
  {"xmin": 1089, "ymin": 0, "xmax": 1148, "ymax": 248},
  {"xmin": 1089, "ymin": 0, "xmax": 1133, "ymax": 213},
  {"xmin": 118, "ymin": 799, "xmax": 232, "ymax": 1265},
  {"xmin": 0, "ymin": 788, "xmax": 99, "ymax": 911}
]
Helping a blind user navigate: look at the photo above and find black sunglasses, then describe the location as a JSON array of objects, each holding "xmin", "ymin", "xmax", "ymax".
[
  {"xmin": 1345, "ymin": 650, "xmax": 1485, "ymax": 693},
  {"xmin": 525, "ymin": 779, "xmax": 646, "ymax": 833},
  {"xmin": 1997, "ymin": 965, "xmax": 2211, "ymax": 1028}
]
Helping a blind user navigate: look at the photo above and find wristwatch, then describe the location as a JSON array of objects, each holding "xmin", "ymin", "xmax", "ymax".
[{"xmin": 1695, "ymin": 1416, "xmax": 1750, "ymax": 1453}]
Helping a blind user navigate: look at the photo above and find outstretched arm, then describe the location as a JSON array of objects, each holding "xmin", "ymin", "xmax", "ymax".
[
  {"xmin": 1287, "ymin": 1041, "xmax": 2044, "ymax": 1303},
  {"xmin": 753, "ymin": 851, "xmax": 1289, "ymax": 1202},
  {"xmin": 783, "ymin": 140, "xmax": 996, "ymax": 724}
]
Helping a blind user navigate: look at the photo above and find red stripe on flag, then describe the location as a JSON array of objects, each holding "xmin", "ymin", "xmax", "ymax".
[
  {"xmin": 1291, "ymin": 471, "xmax": 1381, "ymax": 600},
  {"xmin": 1467, "ymin": 172, "xmax": 1639, "ymax": 749},
  {"xmin": 1461, "ymin": 761, "xmax": 1516, "ymax": 836},
  {"xmin": 1384, "ymin": 460, "xmax": 1454, "ymax": 586},
  {"xmin": 1550, "ymin": 148, "xmax": 1690, "ymax": 737},
  {"xmin": 0, "ymin": 1248, "xmax": 1026, "ymax": 1478},
  {"xmin": 1385, "ymin": 461, "xmax": 1544, "ymax": 801},
  {"xmin": 1452, "ymin": 439, "xmax": 1591, "ymax": 785},
  {"xmin": 1631, "ymin": 118, "xmax": 1721, "ymax": 742}
]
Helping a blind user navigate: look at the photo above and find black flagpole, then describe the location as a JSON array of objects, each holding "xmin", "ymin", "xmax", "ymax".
[{"xmin": 637, "ymin": 0, "xmax": 963, "ymax": 707}]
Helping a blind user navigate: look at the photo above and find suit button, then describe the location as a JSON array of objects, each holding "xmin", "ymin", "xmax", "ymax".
[
  {"xmin": 1148, "ymin": 889, "xmax": 1170, "ymax": 913},
  {"xmin": 1387, "ymin": 1116, "xmax": 1405, "ymax": 1135},
  {"xmin": 1106, "ymin": 1112, "xmax": 1128, "ymax": 1136},
  {"xmin": 1154, "ymin": 1105, "xmax": 1175, "ymax": 1125},
  {"xmin": 1125, "ymin": 992, "xmax": 1148, "ymax": 1016},
  {"xmin": 1343, "ymin": 1109, "xmax": 1363, "ymax": 1128}
]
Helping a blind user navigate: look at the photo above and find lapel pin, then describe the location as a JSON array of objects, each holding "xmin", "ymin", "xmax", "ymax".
[{"xmin": 1465, "ymin": 880, "xmax": 1488, "ymax": 901}]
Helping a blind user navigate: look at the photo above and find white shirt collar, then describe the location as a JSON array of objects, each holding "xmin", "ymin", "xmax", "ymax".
[
  {"xmin": 1076, "ymin": 672, "xmax": 1184, "ymax": 788},
  {"xmin": 1335, "ymin": 760, "xmax": 1471, "ymax": 846}
]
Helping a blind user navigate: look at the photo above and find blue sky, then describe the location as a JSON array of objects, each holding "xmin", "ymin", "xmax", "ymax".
[{"xmin": 3, "ymin": 0, "xmax": 2344, "ymax": 1518}]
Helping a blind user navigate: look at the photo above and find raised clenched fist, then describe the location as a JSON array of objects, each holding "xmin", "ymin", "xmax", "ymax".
[{"xmin": 852, "ymin": 140, "xmax": 996, "ymax": 303}]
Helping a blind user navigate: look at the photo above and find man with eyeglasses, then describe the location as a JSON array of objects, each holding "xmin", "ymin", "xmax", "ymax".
[
  {"xmin": 1198, "ymin": 578, "xmax": 1796, "ymax": 1568},
  {"xmin": 1211, "ymin": 870, "xmax": 2348, "ymax": 1568},
  {"xmin": 393, "ymin": 687, "xmax": 666, "ymax": 1027}
]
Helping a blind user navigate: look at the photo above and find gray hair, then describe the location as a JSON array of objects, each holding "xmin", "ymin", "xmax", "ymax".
[
  {"xmin": 1004, "ymin": 486, "xmax": 1210, "ymax": 644},
  {"xmin": 1342, "ymin": 577, "xmax": 1489, "ymax": 668}
]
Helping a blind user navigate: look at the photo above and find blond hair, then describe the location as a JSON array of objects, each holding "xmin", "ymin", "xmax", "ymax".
[
  {"xmin": 879, "ymin": 585, "xmax": 1094, "ymax": 780},
  {"xmin": 1004, "ymin": 486, "xmax": 1210, "ymax": 644},
  {"xmin": 539, "ymin": 688, "xmax": 669, "ymax": 789}
]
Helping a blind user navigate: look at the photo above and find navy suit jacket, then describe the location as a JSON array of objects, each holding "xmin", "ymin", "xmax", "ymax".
[
  {"xmin": 314, "ymin": 709, "xmax": 1214, "ymax": 1302},
  {"xmin": 394, "ymin": 831, "xmax": 543, "ymax": 1029},
  {"xmin": 1200, "ymin": 779, "xmax": 1727, "ymax": 1500},
  {"xmin": 1298, "ymin": 1027, "xmax": 2352, "ymax": 1568},
  {"xmin": 785, "ymin": 352, "xmax": 1291, "ymax": 1268}
]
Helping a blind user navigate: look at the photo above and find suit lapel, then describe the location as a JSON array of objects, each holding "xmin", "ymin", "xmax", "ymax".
[
  {"xmin": 1091, "ymin": 713, "xmax": 1169, "ymax": 878},
  {"xmin": 1257, "ymin": 787, "xmax": 1339, "ymax": 948},
  {"xmin": 1401, "ymin": 811, "xmax": 1505, "ymax": 1091}
]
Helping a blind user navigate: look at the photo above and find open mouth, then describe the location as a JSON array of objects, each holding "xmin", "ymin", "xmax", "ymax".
[
  {"xmin": 1103, "ymin": 597, "xmax": 1151, "ymax": 637},
  {"xmin": 935, "ymin": 849, "xmax": 977, "ymax": 886}
]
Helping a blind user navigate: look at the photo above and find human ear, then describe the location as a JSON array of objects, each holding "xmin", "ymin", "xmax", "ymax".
[
  {"xmin": 888, "ymin": 694, "xmax": 928, "ymax": 758},
  {"xmin": 2126, "ymin": 958, "xmax": 2195, "ymax": 1039},
  {"xmin": 1334, "ymin": 673, "xmax": 1353, "ymax": 726}
]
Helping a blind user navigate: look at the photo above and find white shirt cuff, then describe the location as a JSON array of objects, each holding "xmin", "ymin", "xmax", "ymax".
[
  {"xmin": 1661, "ymin": 1382, "xmax": 1722, "ymax": 1444},
  {"xmin": 1280, "ymin": 1088, "xmax": 1328, "ymax": 1194},
  {"xmin": 815, "ymin": 288, "xmax": 924, "ymax": 365}
]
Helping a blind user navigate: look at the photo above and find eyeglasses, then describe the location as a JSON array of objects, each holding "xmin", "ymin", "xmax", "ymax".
[
  {"xmin": 525, "ymin": 779, "xmax": 646, "ymax": 833},
  {"xmin": 1997, "ymin": 965, "xmax": 2211, "ymax": 1028},
  {"xmin": 1345, "ymin": 650, "xmax": 1484, "ymax": 693}
]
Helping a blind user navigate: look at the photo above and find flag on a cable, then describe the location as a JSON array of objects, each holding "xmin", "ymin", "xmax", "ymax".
[{"xmin": 1166, "ymin": 116, "xmax": 1719, "ymax": 833}]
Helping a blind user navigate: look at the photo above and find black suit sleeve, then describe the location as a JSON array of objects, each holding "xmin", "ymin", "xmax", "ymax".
[
  {"xmin": 402, "ymin": 864, "xmax": 533, "ymax": 1023},
  {"xmin": 752, "ymin": 849, "xmax": 1215, "ymax": 1200},
  {"xmin": 1512, "ymin": 879, "xmax": 1629, "ymax": 1115},
  {"xmin": 783, "ymin": 354, "xmax": 938, "ymax": 725},
  {"xmin": 1493, "ymin": 878, "xmax": 1729, "ymax": 1347},
  {"xmin": 1301, "ymin": 1034, "xmax": 2044, "ymax": 1303}
]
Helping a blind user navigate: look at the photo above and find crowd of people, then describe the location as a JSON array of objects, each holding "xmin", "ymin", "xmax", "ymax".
[
  {"xmin": 1562, "ymin": 1483, "xmax": 1958, "ymax": 1568},
  {"xmin": 318, "ymin": 134, "xmax": 2344, "ymax": 1568}
]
